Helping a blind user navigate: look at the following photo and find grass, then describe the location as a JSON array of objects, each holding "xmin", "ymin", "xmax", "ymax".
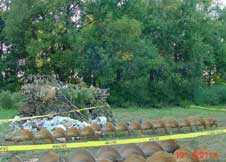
[
  {"xmin": 113, "ymin": 106, "xmax": 226, "ymax": 123},
  {"xmin": 0, "ymin": 105, "xmax": 225, "ymax": 122},
  {"xmin": 0, "ymin": 108, "xmax": 17, "ymax": 119},
  {"xmin": 0, "ymin": 109, "xmax": 18, "ymax": 145}
]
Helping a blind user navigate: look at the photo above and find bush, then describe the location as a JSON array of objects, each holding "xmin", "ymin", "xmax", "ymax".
[
  {"xmin": 194, "ymin": 84, "xmax": 226, "ymax": 105},
  {"xmin": 62, "ymin": 84, "xmax": 96, "ymax": 107},
  {"xmin": 108, "ymin": 77, "xmax": 151, "ymax": 107},
  {"xmin": 0, "ymin": 90, "xmax": 25, "ymax": 109}
]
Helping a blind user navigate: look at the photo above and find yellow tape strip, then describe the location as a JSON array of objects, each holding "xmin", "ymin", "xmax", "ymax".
[
  {"xmin": 1, "ymin": 128, "xmax": 226, "ymax": 152},
  {"xmin": 0, "ymin": 106, "xmax": 100, "ymax": 124},
  {"xmin": 190, "ymin": 105, "xmax": 226, "ymax": 112}
]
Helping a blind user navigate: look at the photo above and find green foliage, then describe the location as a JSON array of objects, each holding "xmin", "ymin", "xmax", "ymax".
[
  {"xmin": 109, "ymin": 77, "xmax": 151, "ymax": 107},
  {"xmin": 2, "ymin": 0, "xmax": 226, "ymax": 107},
  {"xmin": 0, "ymin": 90, "xmax": 25, "ymax": 109},
  {"xmin": 63, "ymin": 84, "xmax": 96, "ymax": 107},
  {"xmin": 194, "ymin": 84, "xmax": 226, "ymax": 105}
]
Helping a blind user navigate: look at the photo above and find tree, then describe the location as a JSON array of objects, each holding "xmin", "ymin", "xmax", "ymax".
[{"xmin": 2, "ymin": 0, "xmax": 226, "ymax": 106}]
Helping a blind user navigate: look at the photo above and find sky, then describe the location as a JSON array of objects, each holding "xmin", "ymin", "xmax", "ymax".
[{"xmin": 217, "ymin": 0, "xmax": 226, "ymax": 6}]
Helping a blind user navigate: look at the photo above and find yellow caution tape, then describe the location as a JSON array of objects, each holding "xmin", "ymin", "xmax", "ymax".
[
  {"xmin": 0, "ymin": 106, "xmax": 101, "ymax": 124},
  {"xmin": 190, "ymin": 105, "xmax": 226, "ymax": 112},
  {"xmin": 1, "ymin": 128, "xmax": 226, "ymax": 152}
]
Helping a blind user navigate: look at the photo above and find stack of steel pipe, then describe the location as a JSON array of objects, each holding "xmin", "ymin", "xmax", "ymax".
[
  {"xmin": 5, "ymin": 117, "xmax": 218, "ymax": 144},
  {"xmin": 9, "ymin": 140, "xmax": 218, "ymax": 162}
]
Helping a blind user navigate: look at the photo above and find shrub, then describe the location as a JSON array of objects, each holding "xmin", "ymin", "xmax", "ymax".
[
  {"xmin": 194, "ymin": 84, "xmax": 226, "ymax": 105},
  {"xmin": 62, "ymin": 84, "xmax": 96, "ymax": 107},
  {"xmin": 109, "ymin": 77, "xmax": 151, "ymax": 107},
  {"xmin": 0, "ymin": 90, "xmax": 25, "ymax": 109}
]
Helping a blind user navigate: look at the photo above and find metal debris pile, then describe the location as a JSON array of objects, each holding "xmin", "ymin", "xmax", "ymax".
[
  {"xmin": 10, "ymin": 115, "xmax": 107, "ymax": 133},
  {"xmin": 19, "ymin": 75, "xmax": 113, "ymax": 121}
]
